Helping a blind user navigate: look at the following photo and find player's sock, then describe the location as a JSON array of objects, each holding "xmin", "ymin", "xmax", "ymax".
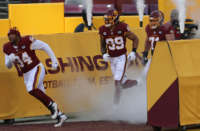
[
  {"xmin": 48, "ymin": 102, "xmax": 58, "ymax": 119},
  {"xmin": 114, "ymin": 81, "xmax": 121, "ymax": 104},
  {"xmin": 29, "ymin": 89, "xmax": 53, "ymax": 108}
]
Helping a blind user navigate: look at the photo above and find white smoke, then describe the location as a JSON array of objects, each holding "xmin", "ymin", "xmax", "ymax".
[
  {"xmin": 83, "ymin": 0, "xmax": 93, "ymax": 27},
  {"xmin": 136, "ymin": 0, "xmax": 145, "ymax": 22},
  {"xmin": 65, "ymin": 0, "xmax": 93, "ymax": 27},
  {"xmin": 60, "ymin": 62, "xmax": 149, "ymax": 124},
  {"xmin": 172, "ymin": 0, "xmax": 186, "ymax": 33},
  {"xmin": 88, "ymin": 65, "xmax": 147, "ymax": 123}
]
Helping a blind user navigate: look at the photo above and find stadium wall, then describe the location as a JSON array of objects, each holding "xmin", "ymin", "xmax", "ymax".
[
  {"xmin": 0, "ymin": 19, "xmax": 10, "ymax": 37},
  {"xmin": 8, "ymin": 3, "xmax": 65, "ymax": 35}
]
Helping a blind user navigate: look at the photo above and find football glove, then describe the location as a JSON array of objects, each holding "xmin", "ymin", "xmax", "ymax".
[
  {"xmin": 128, "ymin": 51, "xmax": 136, "ymax": 61},
  {"xmin": 52, "ymin": 61, "xmax": 58, "ymax": 70},
  {"xmin": 8, "ymin": 53, "xmax": 17, "ymax": 63},
  {"xmin": 142, "ymin": 57, "xmax": 148, "ymax": 65},
  {"xmin": 142, "ymin": 51, "xmax": 149, "ymax": 65},
  {"xmin": 103, "ymin": 53, "xmax": 110, "ymax": 62}
]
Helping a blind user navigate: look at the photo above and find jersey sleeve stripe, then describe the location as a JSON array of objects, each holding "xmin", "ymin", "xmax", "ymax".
[
  {"xmin": 120, "ymin": 55, "xmax": 128, "ymax": 82},
  {"xmin": 32, "ymin": 66, "xmax": 41, "ymax": 90}
]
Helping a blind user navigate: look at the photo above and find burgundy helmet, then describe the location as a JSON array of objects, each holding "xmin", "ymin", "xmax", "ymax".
[{"xmin": 8, "ymin": 27, "xmax": 21, "ymax": 38}]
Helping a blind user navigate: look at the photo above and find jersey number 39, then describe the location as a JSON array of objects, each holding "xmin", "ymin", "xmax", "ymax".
[{"xmin": 106, "ymin": 36, "xmax": 124, "ymax": 51}]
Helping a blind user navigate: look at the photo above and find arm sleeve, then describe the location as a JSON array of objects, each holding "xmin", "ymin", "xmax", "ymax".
[
  {"xmin": 100, "ymin": 36, "xmax": 107, "ymax": 55},
  {"xmin": 31, "ymin": 40, "xmax": 57, "ymax": 63},
  {"xmin": 5, "ymin": 55, "xmax": 13, "ymax": 69}
]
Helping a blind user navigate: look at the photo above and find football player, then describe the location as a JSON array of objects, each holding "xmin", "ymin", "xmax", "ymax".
[
  {"xmin": 142, "ymin": 10, "xmax": 176, "ymax": 65},
  {"xmin": 3, "ymin": 27, "xmax": 67, "ymax": 127},
  {"xmin": 99, "ymin": 9, "xmax": 140, "ymax": 104}
]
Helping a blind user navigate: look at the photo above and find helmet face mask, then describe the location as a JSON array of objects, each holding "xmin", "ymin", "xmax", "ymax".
[
  {"xmin": 150, "ymin": 17, "xmax": 160, "ymax": 29},
  {"xmin": 104, "ymin": 15, "xmax": 114, "ymax": 27},
  {"xmin": 104, "ymin": 9, "xmax": 119, "ymax": 27},
  {"xmin": 149, "ymin": 10, "xmax": 163, "ymax": 29},
  {"xmin": 8, "ymin": 34, "xmax": 17, "ymax": 43}
]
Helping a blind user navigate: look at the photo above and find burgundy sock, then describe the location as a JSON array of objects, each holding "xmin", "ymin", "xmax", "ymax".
[{"xmin": 29, "ymin": 89, "xmax": 54, "ymax": 108}]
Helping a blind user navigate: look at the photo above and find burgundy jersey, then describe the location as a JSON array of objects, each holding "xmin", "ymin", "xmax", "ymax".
[
  {"xmin": 145, "ymin": 24, "xmax": 167, "ymax": 50},
  {"xmin": 3, "ymin": 36, "xmax": 40, "ymax": 73},
  {"xmin": 99, "ymin": 22, "xmax": 129, "ymax": 57},
  {"xmin": 164, "ymin": 22, "xmax": 181, "ymax": 40}
]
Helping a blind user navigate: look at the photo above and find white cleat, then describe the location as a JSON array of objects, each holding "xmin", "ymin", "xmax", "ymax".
[
  {"xmin": 54, "ymin": 114, "xmax": 67, "ymax": 127},
  {"xmin": 50, "ymin": 103, "xmax": 58, "ymax": 119}
]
